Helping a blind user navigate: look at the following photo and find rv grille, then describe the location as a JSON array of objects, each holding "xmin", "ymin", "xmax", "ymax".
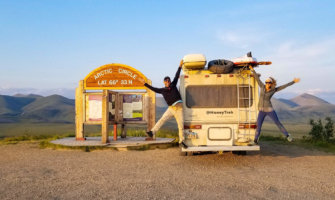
[{"xmin": 186, "ymin": 85, "xmax": 253, "ymax": 108}]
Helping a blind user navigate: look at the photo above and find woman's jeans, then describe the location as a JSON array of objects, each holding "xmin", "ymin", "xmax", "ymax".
[{"xmin": 254, "ymin": 110, "xmax": 289, "ymax": 141}]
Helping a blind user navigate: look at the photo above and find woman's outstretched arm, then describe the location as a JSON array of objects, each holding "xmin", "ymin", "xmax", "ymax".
[{"xmin": 276, "ymin": 78, "xmax": 300, "ymax": 92}]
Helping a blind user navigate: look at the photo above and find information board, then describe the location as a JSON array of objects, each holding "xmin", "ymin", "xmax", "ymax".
[
  {"xmin": 122, "ymin": 94, "xmax": 143, "ymax": 121},
  {"xmin": 86, "ymin": 94, "xmax": 102, "ymax": 122},
  {"xmin": 76, "ymin": 63, "xmax": 155, "ymax": 143}
]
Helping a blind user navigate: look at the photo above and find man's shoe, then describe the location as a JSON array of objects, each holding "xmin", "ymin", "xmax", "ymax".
[
  {"xmin": 287, "ymin": 134, "xmax": 293, "ymax": 142},
  {"xmin": 146, "ymin": 131, "xmax": 153, "ymax": 137},
  {"xmin": 180, "ymin": 141, "xmax": 188, "ymax": 149},
  {"xmin": 145, "ymin": 131, "xmax": 154, "ymax": 141}
]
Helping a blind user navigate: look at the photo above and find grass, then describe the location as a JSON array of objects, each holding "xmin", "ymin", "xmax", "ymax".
[
  {"xmin": 38, "ymin": 140, "xmax": 112, "ymax": 152},
  {"xmin": 0, "ymin": 123, "xmax": 76, "ymax": 138},
  {"xmin": 259, "ymin": 135, "xmax": 335, "ymax": 154},
  {"xmin": 294, "ymin": 139, "xmax": 335, "ymax": 153},
  {"xmin": 0, "ymin": 134, "xmax": 74, "ymax": 145},
  {"xmin": 261, "ymin": 122, "xmax": 310, "ymax": 138}
]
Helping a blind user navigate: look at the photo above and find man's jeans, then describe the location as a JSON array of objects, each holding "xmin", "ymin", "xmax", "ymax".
[
  {"xmin": 151, "ymin": 103, "xmax": 184, "ymax": 143},
  {"xmin": 254, "ymin": 110, "xmax": 289, "ymax": 141}
]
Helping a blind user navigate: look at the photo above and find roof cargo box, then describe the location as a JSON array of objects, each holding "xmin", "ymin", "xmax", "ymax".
[{"xmin": 183, "ymin": 54, "xmax": 206, "ymax": 70}]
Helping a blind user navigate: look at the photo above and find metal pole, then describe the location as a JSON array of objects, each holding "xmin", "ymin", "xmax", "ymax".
[{"xmin": 114, "ymin": 124, "xmax": 117, "ymax": 141}]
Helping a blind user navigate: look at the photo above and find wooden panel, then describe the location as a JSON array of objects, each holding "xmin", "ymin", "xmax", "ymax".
[
  {"xmin": 147, "ymin": 80, "xmax": 156, "ymax": 131},
  {"xmin": 75, "ymin": 80, "xmax": 85, "ymax": 140},
  {"xmin": 101, "ymin": 90, "xmax": 109, "ymax": 144},
  {"xmin": 143, "ymin": 94, "xmax": 149, "ymax": 122}
]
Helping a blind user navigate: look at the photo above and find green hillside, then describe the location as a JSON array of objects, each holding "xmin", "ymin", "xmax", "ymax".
[
  {"xmin": 0, "ymin": 94, "xmax": 74, "ymax": 123},
  {"xmin": 21, "ymin": 95, "xmax": 74, "ymax": 123},
  {"xmin": 0, "ymin": 95, "xmax": 37, "ymax": 122}
]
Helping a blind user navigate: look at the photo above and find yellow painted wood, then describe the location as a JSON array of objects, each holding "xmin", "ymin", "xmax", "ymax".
[
  {"xmin": 147, "ymin": 80, "xmax": 156, "ymax": 132},
  {"xmin": 101, "ymin": 90, "xmax": 109, "ymax": 144},
  {"xmin": 84, "ymin": 63, "xmax": 148, "ymax": 90},
  {"xmin": 83, "ymin": 86, "xmax": 148, "ymax": 90},
  {"xmin": 75, "ymin": 80, "xmax": 85, "ymax": 140}
]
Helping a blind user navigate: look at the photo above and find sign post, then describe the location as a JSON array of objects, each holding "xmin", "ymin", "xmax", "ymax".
[{"xmin": 75, "ymin": 63, "xmax": 155, "ymax": 143}]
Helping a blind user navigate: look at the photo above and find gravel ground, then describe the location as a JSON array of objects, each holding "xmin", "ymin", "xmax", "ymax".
[{"xmin": 0, "ymin": 142, "xmax": 335, "ymax": 200}]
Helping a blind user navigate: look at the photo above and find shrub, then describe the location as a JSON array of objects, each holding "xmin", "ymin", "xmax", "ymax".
[
  {"xmin": 309, "ymin": 117, "xmax": 334, "ymax": 142},
  {"xmin": 324, "ymin": 117, "xmax": 334, "ymax": 142}
]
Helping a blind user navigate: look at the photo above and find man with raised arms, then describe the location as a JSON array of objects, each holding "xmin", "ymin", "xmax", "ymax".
[{"xmin": 140, "ymin": 60, "xmax": 187, "ymax": 148}]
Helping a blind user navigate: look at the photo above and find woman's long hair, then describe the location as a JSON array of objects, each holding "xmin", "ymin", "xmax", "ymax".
[{"xmin": 269, "ymin": 77, "xmax": 277, "ymax": 90}]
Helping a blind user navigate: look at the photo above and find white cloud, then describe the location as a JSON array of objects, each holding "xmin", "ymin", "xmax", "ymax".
[
  {"xmin": 216, "ymin": 30, "xmax": 269, "ymax": 50},
  {"xmin": 256, "ymin": 36, "xmax": 335, "ymax": 92},
  {"xmin": 304, "ymin": 88, "xmax": 327, "ymax": 95},
  {"xmin": 215, "ymin": 33, "xmax": 335, "ymax": 97},
  {"xmin": 273, "ymin": 38, "xmax": 335, "ymax": 62}
]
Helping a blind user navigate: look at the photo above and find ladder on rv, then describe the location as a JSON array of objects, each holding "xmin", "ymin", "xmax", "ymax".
[{"xmin": 236, "ymin": 71, "xmax": 257, "ymax": 143}]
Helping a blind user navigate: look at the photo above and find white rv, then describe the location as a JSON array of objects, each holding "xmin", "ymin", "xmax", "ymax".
[{"xmin": 180, "ymin": 54, "xmax": 260, "ymax": 155}]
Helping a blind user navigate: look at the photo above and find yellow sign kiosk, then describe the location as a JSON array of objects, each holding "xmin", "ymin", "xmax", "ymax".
[{"xmin": 75, "ymin": 63, "xmax": 155, "ymax": 144}]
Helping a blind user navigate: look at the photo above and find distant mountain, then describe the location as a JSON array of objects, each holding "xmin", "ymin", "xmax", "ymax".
[
  {"xmin": 271, "ymin": 98, "xmax": 297, "ymax": 111},
  {"xmin": 272, "ymin": 93, "xmax": 335, "ymax": 123},
  {"xmin": 13, "ymin": 93, "xmax": 43, "ymax": 98},
  {"xmin": 290, "ymin": 93, "xmax": 330, "ymax": 107},
  {"xmin": 0, "ymin": 93, "xmax": 334, "ymax": 125},
  {"xmin": 156, "ymin": 97, "xmax": 168, "ymax": 108},
  {"xmin": 0, "ymin": 88, "xmax": 75, "ymax": 99},
  {"xmin": 276, "ymin": 91, "xmax": 335, "ymax": 104},
  {"xmin": 277, "ymin": 98, "xmax": 299, "ymax": 108},
  {"xmin": 0, "ymin": 94, "xmax": 74, "ymax": 123},
  {"xmin": 0, "ymin": 95, "xmax": 36, "ymax": 115},
  {"xmin": 21, "ymin": 95, "xmax": 75, "ymax": 123}
]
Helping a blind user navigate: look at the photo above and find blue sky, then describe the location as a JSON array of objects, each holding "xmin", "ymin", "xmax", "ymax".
[{"xmin": 0, "ymin": 0, "xmax": 334, "ymax": 101}]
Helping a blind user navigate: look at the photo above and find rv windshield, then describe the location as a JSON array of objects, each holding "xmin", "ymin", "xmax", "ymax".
[{"xmin": 186, "ymin": 85, "xmax": 253, "ymax": 108}]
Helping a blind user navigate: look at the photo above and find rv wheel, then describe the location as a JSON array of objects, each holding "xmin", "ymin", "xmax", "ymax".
[
  {"xmin": 232, "ymin": 151, "xmax": 247, "ymax": 156},
  {"xmin": 187, "ymin": 152, "xmax": 194, "ymax": 156},
  {"xmin": 179, "ymin": 151, "xmax": 187, "ymax": 156}
]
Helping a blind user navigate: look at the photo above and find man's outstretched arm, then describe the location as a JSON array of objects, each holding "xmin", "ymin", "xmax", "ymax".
[
  {"xmin": 171, "ymin": 60, "xmax": 183, "ymax": 85},
  {"xmin": 144, "ymin": 83, "xmax": 163, "ymax": 94}
]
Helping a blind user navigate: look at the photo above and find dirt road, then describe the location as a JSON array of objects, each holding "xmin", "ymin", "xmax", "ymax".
[{"xmin": 0, "ymin": 142, "xmax": 334, "ymax": 199}]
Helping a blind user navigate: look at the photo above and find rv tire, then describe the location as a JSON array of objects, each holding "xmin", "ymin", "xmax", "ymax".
[
  {"xmin": 187, "ymin": 152, "xmax": 194, "ymax": 156},
  {"xmin": 232, "ymin": 151, "xmax": 247, "ymax": 156},
  {"xmin": 179, "ymin": 151, "xmax": 187, "ymax": 156}
]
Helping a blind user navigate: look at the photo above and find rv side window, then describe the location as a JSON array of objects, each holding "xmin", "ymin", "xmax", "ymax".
[{"xmin": 186, "ymin": 85, "xmax": 253, "ymax": 108}]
